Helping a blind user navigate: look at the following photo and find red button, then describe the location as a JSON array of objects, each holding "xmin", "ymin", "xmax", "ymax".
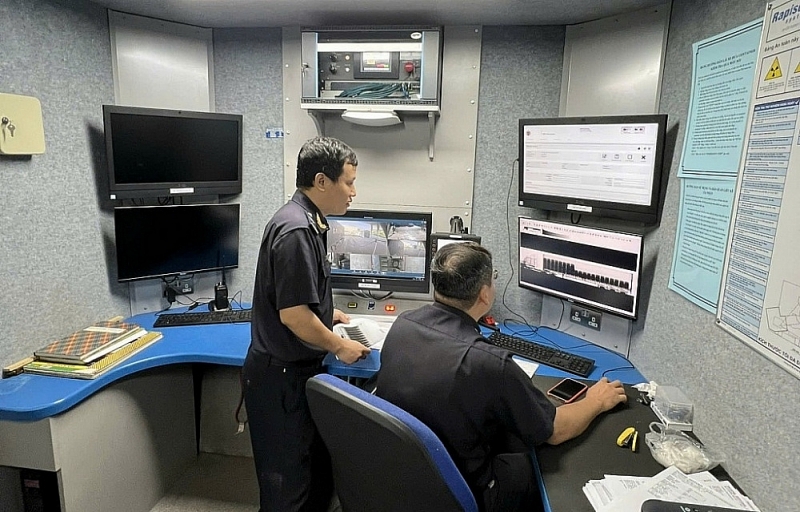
[{"xmin": 404, "ymin": 62, "xmax": 415, "ymax": 73}]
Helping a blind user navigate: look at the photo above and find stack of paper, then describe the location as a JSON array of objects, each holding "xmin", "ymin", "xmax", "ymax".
[{"xmin": 583, "ymin": 466, "xmax": 759, "ymax": 512}]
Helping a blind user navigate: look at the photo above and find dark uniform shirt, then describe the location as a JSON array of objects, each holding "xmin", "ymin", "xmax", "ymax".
[
  {"xmin": 375, "ymin": 302, "xmax": 557, "ymax": 495},
  {"xmin": 248, "ymin": 189, "xmax": 333, "ymax": 365}
]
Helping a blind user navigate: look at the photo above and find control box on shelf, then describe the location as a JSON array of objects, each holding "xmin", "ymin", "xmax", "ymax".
[{"xmin": 300, "ymin": 26, "xmax": 442, "ymax": 113}]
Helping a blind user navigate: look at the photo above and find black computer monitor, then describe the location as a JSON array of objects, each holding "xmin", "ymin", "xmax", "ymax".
[
  {"xmin": 518, "ymin": 114, "xmax": 667, "ymax": 224},
  {"xmin": 326, "ymin": 209, "xmax": 433, "ymax": 295},
  {"xmin": 518, "ymin": 217, "xmax": 644, "ymax": 320},
  {"xmin": 430, "ymin": 232, "xmax": 481, "ymax": 254},
  {"xmin": 114, "ymin": 204, "xmax": 240, "ymax": 282},
  {"xmin": 103, "ymin": 105, "xmax": 243, "ymax": 199}
]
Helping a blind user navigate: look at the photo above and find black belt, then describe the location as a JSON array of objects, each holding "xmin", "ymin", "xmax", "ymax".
[{"xmin": 264, "ymin": 354, "xmax": 325, "ymax": 369}]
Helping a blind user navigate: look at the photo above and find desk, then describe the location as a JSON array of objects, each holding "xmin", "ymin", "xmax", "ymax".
[
  {"xmin": 531, "ymin": 375, "xmax": 665, "ymax": 512},
  {"xmin": 0, "ymin": 308, "xmax": 251, "ymax": 512}
]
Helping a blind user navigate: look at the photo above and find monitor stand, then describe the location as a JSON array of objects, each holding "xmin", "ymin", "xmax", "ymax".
[{"xmin": 540, "ymin": 295, "xmax": 632, "ymax": 356}]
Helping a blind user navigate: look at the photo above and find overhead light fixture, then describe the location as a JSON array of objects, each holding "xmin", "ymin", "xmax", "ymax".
[{"xmin": 341, "ymin": 110, "xmax": 402, "ymax": 127}]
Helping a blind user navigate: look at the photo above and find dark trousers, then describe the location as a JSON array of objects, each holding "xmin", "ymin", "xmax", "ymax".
[
  {"xmin": 480, "ymin": 452, "xmax": 543, "ymax": 512},
  {"xmin": 243, "ymin": 359, "xmax": 333, "ymax": 512}
]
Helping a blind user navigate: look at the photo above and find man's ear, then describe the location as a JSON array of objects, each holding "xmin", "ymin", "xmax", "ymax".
[
  {"xmin": 477, "ymin": 283, "xmax": 492, "ymax": 308},
  {"xmin": 314, "ymin": 172, "xmax": 326, "ymax": 191}
]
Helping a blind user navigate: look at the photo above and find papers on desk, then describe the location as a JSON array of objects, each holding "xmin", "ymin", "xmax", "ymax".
[
  {"xmin": 511, "ymin": 355, "xmax": 539, "ymax": 378},
  {"xmin": 583, "ymin": 466, "xmax": 759, "ymax": 512}
]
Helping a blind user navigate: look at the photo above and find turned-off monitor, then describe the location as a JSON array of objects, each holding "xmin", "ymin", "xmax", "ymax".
[
  {"xmin": 518, "ymin": 217, "xmax": 643, "ymax": 320},
  {"xmin": 114, "ymin": 204, "xmax": 240, "ymax": 282}
]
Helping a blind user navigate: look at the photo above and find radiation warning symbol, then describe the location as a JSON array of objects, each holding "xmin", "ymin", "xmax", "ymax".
[{"xmin": 766, "ymin": 57, "xmax": 783, "ymax": 80}]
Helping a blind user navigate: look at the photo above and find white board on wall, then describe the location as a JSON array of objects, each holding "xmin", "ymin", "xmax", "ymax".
[
  {"xmin": 560, "ymin": 3, "xmax": 671, "ymax": 116},
  {"xmin": 108, "ymin": 10, "xmax": 214, "ymax": 111}
]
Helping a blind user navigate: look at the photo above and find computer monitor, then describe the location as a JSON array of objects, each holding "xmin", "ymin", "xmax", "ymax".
[
  {"xmin": 326, "ymin": 209, "xmax": 433, "ymax": 295},
  {"xmin": 430, "ymin": 232, "xmax": 481, "ymax": 254},
  {"xmin": 518, "ymin": 217, "xmax": 643, "ymax": 320},
  {"xmin": 114, "ymin": 204, "xmax": 240, "ymax": 282},
  {"xmin": 103, "ymin": 105, "xmax": 243, "ymax": 199},
  {"xmin": 518, "ymin": 114, "xmax": 667, "ymax": 224}
]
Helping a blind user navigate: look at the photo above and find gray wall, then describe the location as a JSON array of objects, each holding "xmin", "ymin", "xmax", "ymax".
[{"xmin": 1, "ymin": 0, "xmax": 797, "ymax": 510}]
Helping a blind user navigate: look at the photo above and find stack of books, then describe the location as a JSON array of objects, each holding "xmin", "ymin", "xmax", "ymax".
[{"xmin": 23, "ymin": 320, "xmax": 163, "ymax": 380}]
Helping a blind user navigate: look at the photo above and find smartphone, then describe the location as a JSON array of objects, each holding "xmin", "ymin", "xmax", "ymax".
[{"xmin": 547, "ymin": 378, "xmax": 589, "ymax": 403}]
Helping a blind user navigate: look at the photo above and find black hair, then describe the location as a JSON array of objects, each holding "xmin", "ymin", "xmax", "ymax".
[
  {"xmin": 295, "ymin": 137, "xmax": 358, "ymax": 188},
  {"xmin": 431, "ymin": 242, "xmax": 493, "ymax": 310}
]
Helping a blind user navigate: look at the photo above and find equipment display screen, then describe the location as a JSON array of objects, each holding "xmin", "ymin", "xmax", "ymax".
[{"xmin": 518, "ymin": 217, "xmax": 643, "ymax": 319}]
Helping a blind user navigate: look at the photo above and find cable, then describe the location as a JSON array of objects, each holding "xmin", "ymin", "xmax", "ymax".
[
  {"xmin": 337, "ymin": 82, "xmax": 410, "ymax": 99},
  {"xmin": 570, "ymin": 212, "xmax": 582, "ymax": 224},
  {"xmin": 501, "ymin": 158, "xmax": 533, "ymax": 326}
]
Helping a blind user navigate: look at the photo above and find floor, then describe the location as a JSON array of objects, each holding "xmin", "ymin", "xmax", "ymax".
[
  {"xmin": 149, "ymin": 453, "xmax": 259, "ymax": 512},
  {"xmin": 149, "ymin": 453, "xmax": 342, "ymax": 512}
]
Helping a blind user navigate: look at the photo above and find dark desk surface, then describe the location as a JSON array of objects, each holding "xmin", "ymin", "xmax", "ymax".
[{"xmin": 531, "ymin": 375, "xmax": 665, "ymax": 512}]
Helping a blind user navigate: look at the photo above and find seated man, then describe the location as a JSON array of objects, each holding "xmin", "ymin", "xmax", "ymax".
[{"xmin": 375, "ymin": 242, "xmax": 627, "ymax": 512}]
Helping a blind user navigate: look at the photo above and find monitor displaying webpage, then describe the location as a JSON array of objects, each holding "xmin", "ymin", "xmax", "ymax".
[
  {"xmin": 518, "ymin": 217, "xmax": 643, "ymax": 319},
  {"xmin": 521, "ymin": 120, "xmax": 661, "ymax": 206}
]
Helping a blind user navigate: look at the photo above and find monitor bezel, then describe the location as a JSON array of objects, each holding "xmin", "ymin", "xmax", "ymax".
[
  {"xmin": 327, "ymin": 209, "xmax": 433, "ymax": 295},
  {"xmin": 114, "ymin": 203, "xmax": 240, "ymax": 282},
  {"xmin": 517, "ymin": 216, "xmax": 644, "ymax": 320},
  {"xmin": 103, "ymin": 105, "xmax": 244, "ymax": 199},
  {"xmin": 430, "ymin": 232, "xmax": 482, "ymax": 254},
  {"xmin": 518, "ymin": 114, "xmax": 667, "ymax": 225}
]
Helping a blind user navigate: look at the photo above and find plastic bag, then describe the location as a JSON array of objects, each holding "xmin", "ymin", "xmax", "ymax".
[{"xmin": 644, "ymin": 422, "xmax": 725, "ymax": 473}]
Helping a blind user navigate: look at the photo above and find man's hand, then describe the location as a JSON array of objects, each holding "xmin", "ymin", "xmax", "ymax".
[
  {"xmin": 333, "ymin": 308, "xmax": 351, "ymax": 325},
  {"xmin": 335, "ymin": 338, "xmax": 371, "ymax": 364},
  {"xmin": 584, "ymin": 377, "xmax": 628, "ymax": 413}
]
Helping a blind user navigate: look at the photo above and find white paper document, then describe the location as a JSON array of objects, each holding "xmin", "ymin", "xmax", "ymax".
[{"xmin": 584, "ymin": 466, "xmax": 759, "ymax": 512}]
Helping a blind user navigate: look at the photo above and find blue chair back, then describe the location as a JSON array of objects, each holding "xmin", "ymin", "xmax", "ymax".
[{"xmin": 306, "ymin": 373, "xmax": 478, "ymax": 512}]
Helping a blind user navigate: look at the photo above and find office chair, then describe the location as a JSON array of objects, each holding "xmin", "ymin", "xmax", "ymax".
[{"xmin": 306, "ymin": 373, "xmax": 479, "ymax": 512}]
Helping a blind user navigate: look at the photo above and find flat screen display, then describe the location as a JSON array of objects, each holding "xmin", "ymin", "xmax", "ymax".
[
  {"xmin": 326, "ymin": 210, "xmax": 432, "ymax": 295},
  {"xmin": 518, "ymin": 114, "xmax": 667, "ymax": 224},
  {"xmin": 518, "ymin": 217, "xmax": 644, "ymax": 319},
  {"xmin": 104, "ymin": 105, "xmax": 243, "ymax": 199},
  {"xmin": 114, "ymin": 204, "xmax": 240, "ymax": 282}
]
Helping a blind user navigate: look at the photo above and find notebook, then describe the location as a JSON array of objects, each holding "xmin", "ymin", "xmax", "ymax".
[
  {"xmin": 34, "ymin": 320, "xmax": 146, "ymax": 365},
  {"xmin": 25, "ymin": 331, "xmax": 162, "ymax": 379}
]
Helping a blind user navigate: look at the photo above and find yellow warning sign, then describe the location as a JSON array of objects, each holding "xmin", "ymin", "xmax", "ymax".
[
  {"xmin": 766, "ymin": 57, "xmax": 783, "ymax": 80},
  {"xmin": 794, "ymin": 60, "xmax": 800, "ymax": 73}
]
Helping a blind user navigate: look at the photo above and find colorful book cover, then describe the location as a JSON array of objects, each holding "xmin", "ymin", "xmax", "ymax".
[
  {"xmin": 33, "ymin": 320, "xmax": 146, "ymax": 364},
  {"xmin": 24, "ymin": 331, "xmax": 163, "ymax": 379}
]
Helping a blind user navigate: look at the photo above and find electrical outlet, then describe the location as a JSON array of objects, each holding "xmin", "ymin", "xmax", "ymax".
[{"xmin": 176, "ymin": 275, "xmax": 194, "ymax": 294}]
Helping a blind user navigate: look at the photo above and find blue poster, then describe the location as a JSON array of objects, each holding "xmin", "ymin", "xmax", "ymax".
[
  {"xmin": 679, "ymin": 20, "xmax": 762, "ymax": 179},
  {"xmin": 669, "ymin": 179, "xmax": 736, "ymax": 312}
]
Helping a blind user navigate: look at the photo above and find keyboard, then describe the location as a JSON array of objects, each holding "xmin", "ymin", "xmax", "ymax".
[
  {"xmin": 153, "ymin": 308, "xmax": 252, "ymax": 328},
  {"xmin": 486, "ymin": 331, "xmax": 595, "ymax": 377}
]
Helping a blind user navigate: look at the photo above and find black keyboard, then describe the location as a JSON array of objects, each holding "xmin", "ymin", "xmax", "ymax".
[
  {"xmin": 486, "ymin": 331, "xmax": 595, "ymax": 377},
  {"xmin": 153, "ymin": 308, "xmax": 253, "ymax": 327}
]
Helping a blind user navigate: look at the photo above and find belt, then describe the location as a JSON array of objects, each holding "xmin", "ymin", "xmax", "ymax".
[{"xmin": 264, "ymin": 354, "xmax": 325, "ymax": 369}]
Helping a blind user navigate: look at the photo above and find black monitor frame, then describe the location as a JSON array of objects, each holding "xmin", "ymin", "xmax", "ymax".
[
  {"xmin": 114, "ymin": 203, "xmax": 240, "ymax": 282},
  {"xmin": 518, "ymin": 216, "xmax": 644, "ymax": 320},
  {"xmin": 327, "ymin": 209, "xmax": 433, "ymax": 295},
  {"xmin": 103, "ymin": 105, "xmax": 243, "ymax": 199},
  {"xmin": 518, "ymin": 114, "xmax": 667, "ymax": 225},
  {"xmin": 430, "ymin": 232, "xmax": 481, "ymax": 254}
]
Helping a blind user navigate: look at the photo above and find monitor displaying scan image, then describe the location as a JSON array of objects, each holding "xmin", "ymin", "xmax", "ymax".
[
  {"xmin": 518, "ymin": 217, "xmax": 644, "ymax": 319},
  {"xmin": 326, "ymin": 210, "xmax": 433, "ymax": 294}
]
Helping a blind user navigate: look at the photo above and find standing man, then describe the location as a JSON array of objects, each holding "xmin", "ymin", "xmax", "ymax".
[
  {"xmin": 376, "ymin": 242, "xmax": 627, "ymax": 512},
  {"xmin": 244, "ymin": 137, "xmax": 371, "ymax": 511}
]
